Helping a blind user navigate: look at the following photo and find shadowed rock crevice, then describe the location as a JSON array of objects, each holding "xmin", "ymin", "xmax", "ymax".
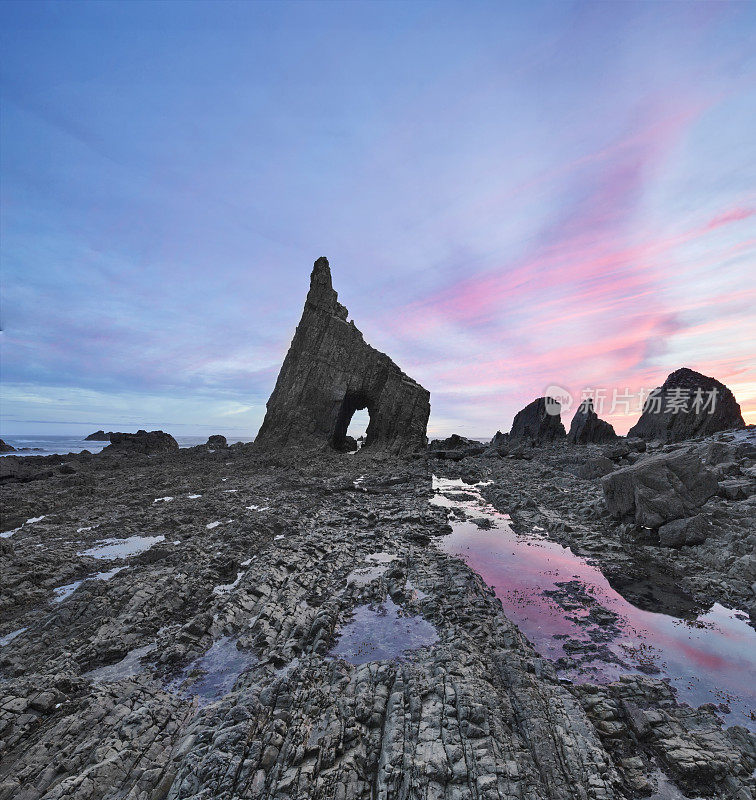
[{"xmin": 255, "ymin": 258, "xmax": 430, "ymax": 454}]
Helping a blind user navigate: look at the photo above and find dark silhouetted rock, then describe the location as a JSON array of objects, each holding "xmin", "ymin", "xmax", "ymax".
[
  {"xmin": 334, "ymin": 435, "xmax": 358, "ymax": 453},
  {"xmin": 206, "ymin": 435, "xmax": 228, "ymax": 449},
  {"xmin": 429, "ymin": 434, "xmax": 482, "ymax": 451},
  {"xmin": 658, "ymin": 515, "xmax": 710, "ymax": 548},
  {"xmin": 255, "ymin": 257, "xmax": 430, "ymax": 454},
  {"xmin": 601, "ymin": 449, "xmax": 718, "ymax": 528},
  {"xmin": 103, "ymin": 430, "xmax": 179, "ymax": 455},
  {"xmin": 509, "ymin": 397, "xmax": 566, "ymax": 444},
  {"xmin": 567, "ymin": 400, "xmax": 617, "ymax": 444},
  {"xmin": 0, "ymin": 439, "xmax": 16, "ymax": 453},
  {"xmin": 628, "ymin": 368, "xmax": 745, "ymax": 443},
  {"xmin": 84, "ymin": 430, "xmax": 113, "ymax": 441}
]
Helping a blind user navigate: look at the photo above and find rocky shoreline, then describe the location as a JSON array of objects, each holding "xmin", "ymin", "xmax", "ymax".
[{"xmin": 1, "ymin": 440, "xmax": 754, "ymax": 799}]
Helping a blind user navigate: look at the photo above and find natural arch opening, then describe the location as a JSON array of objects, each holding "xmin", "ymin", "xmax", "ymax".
[{"xmin": 332, "ymin": 391, "xmax": 374, "ymax": 452}]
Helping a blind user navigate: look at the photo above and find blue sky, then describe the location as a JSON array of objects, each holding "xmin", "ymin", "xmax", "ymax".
[{"xmin": 2, "ymin": 0, "xmax": 755, "ymax": 437}]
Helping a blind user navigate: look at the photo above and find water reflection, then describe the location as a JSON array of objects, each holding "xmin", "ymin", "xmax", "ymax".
[
  {"xmin": 432, "ymin": 476, "xmax": 756, "ymax": 730},
  {"xmin": 330, "ymin": 597, "xmax": 438, "ymax": 665}
]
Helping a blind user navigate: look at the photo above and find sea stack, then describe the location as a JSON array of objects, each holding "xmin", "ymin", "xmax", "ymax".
[
  {"xmin": 628, "ymin": 367, "xmax": 745, "ymax": 443},
  {"xmin": 567, "ymin": 399, "xmax": 617, "ymax": 444},
  {"xmin": 255, "ymin": 257, "xmax": 430, "ymax": 453},
  {"xmin": 509, "ymin": 397, "xmax": 566, "ymax": 444}
]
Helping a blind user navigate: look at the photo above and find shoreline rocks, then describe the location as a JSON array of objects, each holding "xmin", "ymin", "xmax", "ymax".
[{"xmin": 102, "ymin": 430, "xmax": 179, "ymax": 455}]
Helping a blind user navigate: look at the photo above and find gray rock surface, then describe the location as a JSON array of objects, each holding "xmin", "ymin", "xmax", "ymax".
[
  {"xmin": 205, "ymin": 434, "xmax": 227, "ymax": 449},
  {"xmin": 510, "ymin": 397, "xmax": 566, "ymax": 444},
  {"xmin": 0, "ymin": 439, "xmax": 16, "ymax": 453},
  {"xmin": 1, "ymin": 433, "xmax": 753, "ymax": 799},
  {"xmin": 568, "ymin": 400, "xmax": 617, "ymax": 444},
  {"xmin": 601, "ymin": 449, "xmax": 719, "ymax": 528},
  {"xmin": 658, "ymin": 514, "xmax": 710, "ymax": 548},
  {"xmin": 255, "ymin": 258, "xmax": 430, "ymax": 454},
  {"xmin": 628, "ymin": 368, "xmax": 745, "ymax": 442}
]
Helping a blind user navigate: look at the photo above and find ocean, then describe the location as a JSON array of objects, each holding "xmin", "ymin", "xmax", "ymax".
[{"xmin": 0, "ymin": 434, "xmax": 254, "ymax": 457}]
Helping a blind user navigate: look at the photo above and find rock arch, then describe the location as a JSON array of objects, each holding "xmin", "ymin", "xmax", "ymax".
[{"xmin": 255, "ymin": 257, "xmax": 430, "ymax": 454}]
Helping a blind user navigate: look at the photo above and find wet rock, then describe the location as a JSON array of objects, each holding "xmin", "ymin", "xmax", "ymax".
[
  {"xmin": 567, "ymin": 399, "xmax": 618, "ymax": 444},
  {"xmin": 205, "ymin": 435, "xmax": 227, "ymax": 449},
  {"xmin": 628, "ymin": 368, "xmax": 745, "ymax": 443},
  {"xmin": 0, "ymin": 439, "xmax": 16, "ymax": 453},
  {"xmin": 657, "ymin": 514, "xmax": 710, "ymax": 548},
  {"xmin": 509, "ymin": 397, "xmax": 566, "ymax": 444},
  {"xmin": 255, "ymin": 257, "xmax": 430, "ymax": 454},
  {"xmin": 601, "ymin": 449, "xmax": 719, "ymax": 528},
  {"xmin": 102, "ymin": 430, "xmax": 179, "ymax": 455}
]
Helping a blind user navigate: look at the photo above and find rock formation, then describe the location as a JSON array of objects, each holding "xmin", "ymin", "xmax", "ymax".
[
  {"xmin": 206, "ymin": 435, "xmax": 227, "ymax": 449},
  {"xmin": 601, "ymin": 449, "xmax": 718, "ymax": 528},
  {"xmin": 567, "ymin": 399, "xmax": 617, "ymax": 444},
  {"xmin": 255, "ymin": 257, "xmax": 430, "ymax": 454},
  {"xmin": 102, "ymin": 430, "xmax": 179, "ymax": 455},
  {"xmin": 84, "ymin": 431, "xmax": 113, "ymax": 441},
  {"xmin": 509, "ymin": 397, "xmax": 566, "ymax": 444},
  {"xmin": 0, "ymin": 439, "xmax": 16, "ymax": 453},
  {"xmin": 628, "ymin": 367, "xmax": 745, "ymax": 442}
]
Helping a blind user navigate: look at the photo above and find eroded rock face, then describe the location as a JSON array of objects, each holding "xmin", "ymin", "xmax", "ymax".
[
  {"xmin": 255, "ymin": 258, "xmax": 430, "ymax": 454},
  {"xmin": 103, "ymin": 430, "xmax": 179, "ymax": 455},
  {"xmin": 628, "ymin": 368, "xmax": 745, "ymax": 443},
  {"xmin": 510, "ymin": 397, "xmax": 566, "ymax": 444},
  {"xmin": 206, "ymin": 435, "xmax": 227, "ymax": 449},
  {"xmin": 0, "ymin": 439, "xmax": 16, "ymax": 453},
  {"xmin": 601, "ymin": 449, "xmax": 719, "ymax": 528},
  {"xmin": 567, "ymin": 400, "xmax": 617, "ymax": 444}
]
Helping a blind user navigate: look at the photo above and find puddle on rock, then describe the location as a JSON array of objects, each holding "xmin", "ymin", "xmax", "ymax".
[
  {"xmin": 432, "ymin": 475, "xmax": 756, "ymax": 731},
  {"xmin": 85, "ymin": 643, "xmax": 157, "ymax": 682},
  {"xmin": 53, "ymin": 581, "xmax": 84, "ymax": 603},
  {"xmin": 79, "ymin": 535, "xmax": 165, "ymax": 560},
  {"xmin": 0, "ymin": 627, "xmax": 28, "ymax": 647},
  {"xmin": 329, "ymin": 597, "xmax": 438, "ymax": 665},
  {"xmin": 169, "ymin": 636, "xmax": 258, "ymax": 705}
]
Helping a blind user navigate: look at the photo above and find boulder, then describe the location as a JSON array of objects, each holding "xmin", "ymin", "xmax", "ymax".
[
  {"xmin": 206, "ymin": 435, "xmax": 228, "ymax": 449},
  {"xmin": 564, "ymin": 455, "xmax": 616, "ymax": 480},
  {"xmin": 255, "ymin": 257, "xmax": 430, "ymax": 454},
  {"xmin": 0, "ymin": 438, "xmax": 16, "ymax": 453},
  {"xmin": 102, "ymin": 430, "xmax": 179, "ymax": 455},
  {"xmin": 334, "ymin": 435, "xmax": 358, "ymax": 453},
  {"xmin": 84, "ymin": 430, "xmax": 113, "ymax": 441},
  {"xmin": 509, "ymin": 397, "xmax": 566, "ymax": 444},
  {"xmin": 601, "ymin": 449, "xmax": 718, "ymax": 528},
  {"xmin": 658, "ymin": 515, "xmax": 710, "ymax": 548},
  {"xmin": 567, "ymin": 400, "xmax": 617, "ymax": 444},
  {"xmin": 627, "ymin": 368, "xmax": 745, "ymax": 442}
]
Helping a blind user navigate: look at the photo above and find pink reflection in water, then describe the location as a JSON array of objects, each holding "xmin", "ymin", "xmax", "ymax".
[{"xmin": 432, "ymin": 477, "xmax": 756, "ymax": 730}]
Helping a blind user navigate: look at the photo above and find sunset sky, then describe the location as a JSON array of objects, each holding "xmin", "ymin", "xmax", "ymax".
[{"xmin": 2, "ymin": 1, "xmax": 755, "ymax": 438}]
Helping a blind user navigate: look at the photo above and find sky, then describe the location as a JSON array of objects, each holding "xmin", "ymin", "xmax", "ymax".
[{"xmin": 1, "ymin": 0, "xmax": 755, "ymax": 439}]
